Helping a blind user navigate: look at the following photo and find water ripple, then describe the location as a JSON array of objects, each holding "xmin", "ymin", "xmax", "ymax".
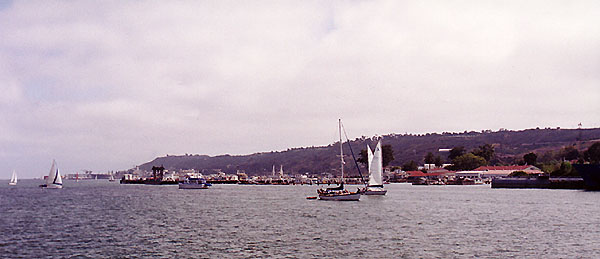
[{"xmin": 1, "ymin": 181, "xmax": 600, "ymax": 258}]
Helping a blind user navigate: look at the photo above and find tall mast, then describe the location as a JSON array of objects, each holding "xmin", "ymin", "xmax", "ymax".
[{"xmin": 339, "ymin": 119, "xmax": 344, "ymax": 183}]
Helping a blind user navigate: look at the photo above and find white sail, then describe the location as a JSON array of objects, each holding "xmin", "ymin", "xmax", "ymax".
[
  {"xmin": 45, "ymin": 160, "xmax": 63, "ymax": 189},
  {"xmin": 46, "ymin": 160, "xmax": 56, "ymax": 185},
  {"xmin": 9, "ymin": 170, "xmax": 17, "ymax": 185},
  {"xmin": 368, "ymin": 140, "xmax": 383, "ymax": 186},
  {"xmin": 54, "ymin": 168, "xmax": 63, "ymax": 185},
  {"xmin": 367, "ymin": 144, "xmax": 374, "ymax": 172}
]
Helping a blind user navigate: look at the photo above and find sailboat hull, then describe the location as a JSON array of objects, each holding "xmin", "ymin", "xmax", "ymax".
[
  {"xmin": 318, "ymin": 192, "xmax": 361, "ymax": 201},
  {"xmin": 8, "ymin": 182, "xmax": 16, "ymax": 186},
  {"xmin": 362, "ymin": 189, "xmax": 387, "ymax": 195},
  {"xmin": 315, "ymin": 119, "xmax": 361, "ymax": 201},
  {"xmin": 40, "ymin": 184, "xmax": 63, "ymax": 189},
  {"xmin": 179, "ymin": 183, "xmax": 209, "ymax": 189}
]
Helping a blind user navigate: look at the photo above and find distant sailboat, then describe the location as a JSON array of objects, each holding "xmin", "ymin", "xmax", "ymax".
[
  {"xmin": 109, "ymin": 174, "xmax": 115, "ymax": 182},
  {"xmin": 8, "ymin": 170, "xmax": 17, "ymax": 185},
  {"xmin": 361, "ymin": 140, "xmax": 387, "ymax": 195},
  {"xmin": 317, "ymin": 119, "xmax": 361, "ymax": 201},
  {"xmin": 40, "ymin": 160, "xmax": 63, "ymax": 189}
]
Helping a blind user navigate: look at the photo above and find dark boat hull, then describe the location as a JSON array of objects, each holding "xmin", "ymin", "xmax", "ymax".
[
  {"xmin": 359, "ymin": 187, "xmax": 387, "ymax": 195},
  {"xmin": 318, "ymin": 192, "xmax": 360, "ymax": 201},
  {"xmin": 573, "ymin": 164, "xmax": 600, "ymax": 191},
  {"xmin": 362, "ymin": 190, "xmax": 387, "ymax": 195}
]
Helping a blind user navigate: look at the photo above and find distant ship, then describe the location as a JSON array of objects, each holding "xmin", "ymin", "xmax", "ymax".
[{"xmin": 573, "ymin": 164, "xmax": 600, "ymax": 191}]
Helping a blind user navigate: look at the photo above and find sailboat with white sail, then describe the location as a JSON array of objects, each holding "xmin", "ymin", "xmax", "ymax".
[
  {"xmin": 39, "ymin": 160, "xmax": 63, "ymax": 189},
  {"xmin": 360, "ymin": 140, "xmax": 387, "ymax": 195},
  {"xmin": 317, "ymin": 119, "xmax": 361, "ymax": 201},
  {"xmin": 8, "ymin": 170, "xmax": 17, "ymax": 185}
]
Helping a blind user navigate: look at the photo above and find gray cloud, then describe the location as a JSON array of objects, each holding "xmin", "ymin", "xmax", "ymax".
[{"xmin": 1, "ymin": 0, "xmax": 599, "ymax": 178}]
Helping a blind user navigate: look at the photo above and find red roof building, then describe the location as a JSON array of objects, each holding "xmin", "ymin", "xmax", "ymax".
[
  {"xmin": 475, "ymin": 165, "xmax": 537, "ymax": 171},
  {"xmin": 474, "ymin": 165, "xmax": 543, "ymax": 177},
  {"xmin": 406, "ymin": 171, "xmax": 427, "ymax": 177},
  {"xmin": 406, "ymin": 170, "xmax": 454, "ymax": 179}
]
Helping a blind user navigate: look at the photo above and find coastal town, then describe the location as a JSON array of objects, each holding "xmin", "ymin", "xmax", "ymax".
[
  {"xmin": 59, "ymin": 163, "xmax": 564, "ymax": 186},
  {"xmin": 15, "ymin": 126, "xmax": 581, "ymax": 191},
  {"xmin": 47, "ymin": 139, "xmax": 598, "ymax": 191}
]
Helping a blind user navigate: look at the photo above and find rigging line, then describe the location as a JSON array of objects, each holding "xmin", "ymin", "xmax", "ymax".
[{"xmin": 340, "ymin": 121, "xmax": 366, "ymax": 185}]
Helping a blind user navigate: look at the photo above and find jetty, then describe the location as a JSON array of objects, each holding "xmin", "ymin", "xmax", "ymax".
[{"xmin": 491, "ymin": 175, "xmax": 585, "ymax": 189}]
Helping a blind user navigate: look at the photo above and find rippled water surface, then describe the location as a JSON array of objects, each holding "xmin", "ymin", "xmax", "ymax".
[{"xmin": 1, "ymin": 180, "xmax": 599, "ymax": 258}]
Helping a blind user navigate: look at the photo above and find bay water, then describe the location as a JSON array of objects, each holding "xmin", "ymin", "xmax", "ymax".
[{"xmin": 1, "ymin": 180, "xmax": 599, "ymax": 258}]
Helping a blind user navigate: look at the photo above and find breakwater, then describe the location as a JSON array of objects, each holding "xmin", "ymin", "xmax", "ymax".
[{"xmin": 491, "ymin": 177, "xmax": 585, "ymax": 189}]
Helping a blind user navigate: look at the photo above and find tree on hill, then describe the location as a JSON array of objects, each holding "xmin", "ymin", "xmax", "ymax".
[
  {"xmin": 551, "ymin": 161, "xmax": 579, "ymax": 177},
  {"xmin": 434, "ymin": 155, "xmax": 443, "ymax": 167},
  {"xmin": 584, "ymin": 142, "xmax": 600, "ymax": 164},
  {"xmin": 402, "ymin": 160, "xmax": 418, "ymax": 171},
  {"xmin": 472, "ymin": 144, "xmax": 495, "ymax": 162},
  {"xmin": 382, "ymin": 144, "xmax": 395, "ymax": 167},
  {"xmin": 357, "ymin": 144, "xmax": 395, "ymax": 167},
  {"xmin": 424, "ymin": 152, "xmax": 435, "ymax": 164},
  {"xmin": 448, "ymin": 146, "xmax": 466, "ymax": 160},
  {"xmin": 559, "ymin": 146, "xmax": 580, "ymax": 161},
  {"xmin": 448, "ymin": 153, "xmax": 487, "ymax": 171},
  {"xmin": 357, "ymin": 149, "xmax": 368, "ymax": 165},
  {"xmin": 523, "ymin": 152, "xmax": 537, "ymax": 165}
]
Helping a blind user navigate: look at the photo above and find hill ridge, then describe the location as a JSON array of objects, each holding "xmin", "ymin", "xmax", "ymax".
[{"xmin": 136, "ymin": 127, "xmax": 600, "ymax": 176}]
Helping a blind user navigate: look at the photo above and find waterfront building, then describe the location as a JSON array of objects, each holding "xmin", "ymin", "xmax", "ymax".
[{"xmin": 455, "ymin": 171, "xmax": 485, "ymax": 179}]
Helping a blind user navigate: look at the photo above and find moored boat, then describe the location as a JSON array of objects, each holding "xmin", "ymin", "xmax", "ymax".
[
  {"xmin": 179, "ymin": 178, "xmax": 212, "ymax": 189},
  {"xmin": 317, "ymin": 119, "xmax": 360, "ymax": 201},
  {"xmin": 318, "ymin": 184, "xmax": 361, "ymax": 200},
  {"xmin": 360, "ymin": 140, "xmax": 387, "ymax": 195}
]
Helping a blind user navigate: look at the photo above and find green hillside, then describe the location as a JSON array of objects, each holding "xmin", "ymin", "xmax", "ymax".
[{"xmin": 136, "ymin": 127, "xmax": 600, "ymax": 176}]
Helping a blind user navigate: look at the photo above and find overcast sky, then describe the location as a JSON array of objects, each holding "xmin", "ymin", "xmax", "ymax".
[{"xmin": 1, "ymin": 0, "xmax": 599, "ymax": 178}]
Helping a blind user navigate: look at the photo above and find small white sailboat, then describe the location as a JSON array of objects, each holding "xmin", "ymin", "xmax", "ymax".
[
  {"xmin": 109, "ymin": 174, "xmax": 115, "ymax": 182},
  {"xmin": 8, "ymin": 170, "xmax": 17, "ymax": 185},
  {"xmin": 40, "ymin": 160, "xmax": 63, "ymax": 189},
  {"xmin": 361, "ymin": 140, "xmax": 387, "ymax": 195},
  {"xmin": 317, "ymin": 119, "xmax": 361, "ymax": 201}
]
